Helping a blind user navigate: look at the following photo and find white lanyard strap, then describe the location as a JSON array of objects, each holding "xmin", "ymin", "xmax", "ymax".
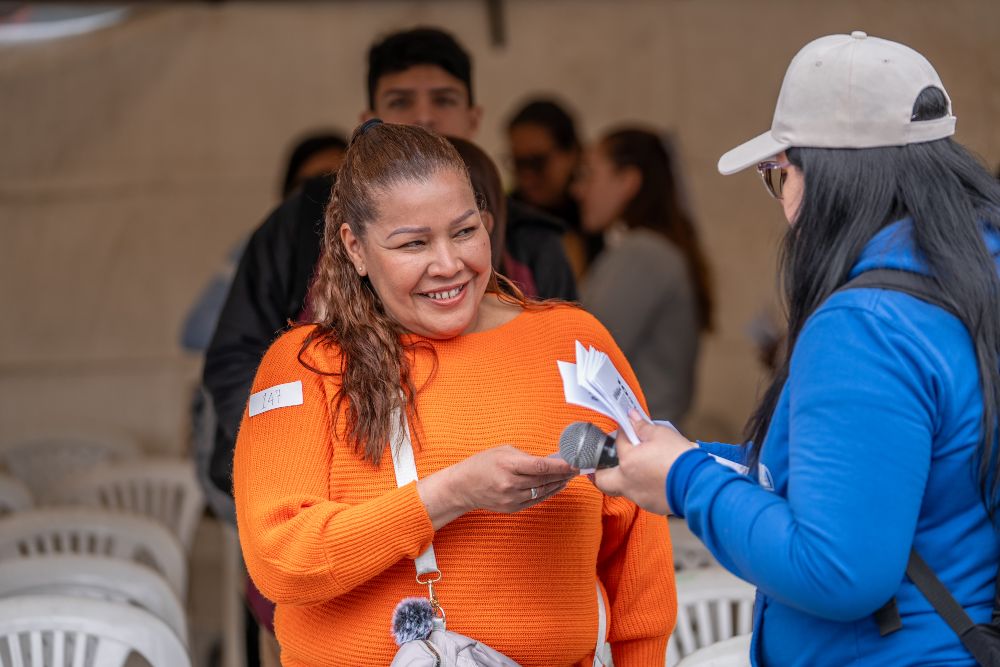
[
  {"xmin": 388, "ymin": 408, "xmax": 438, "ymax": 577},
  {"xmin": 388, "ymin": 405, "xmax": 608, "ymax": 661},
  {"xmin": 594, "ymin": 581, "xmax": 609, "ymax": 667}
]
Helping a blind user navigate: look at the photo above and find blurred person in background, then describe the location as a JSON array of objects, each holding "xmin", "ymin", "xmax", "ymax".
[
  {"xmin": 447, "ymin": 135, "xmax": 539, "ymax": 296},
  {"xmin": 280, "ymin": 133, "xmax": 348, "ymax": 198},
  {"xmin": 594, "ymin": 32, "xmax": 1000, "ymax": 666},
  {"xmin": 181, "ymin": 131, "xmax": 347, "ymax": 355},
  {"xmin": 507, "ymin": 97, "xmax": 600, "ymax": 278},
  {"xmin": 574, "ymin": 128, "xmax": 713, "ymax": 427}
]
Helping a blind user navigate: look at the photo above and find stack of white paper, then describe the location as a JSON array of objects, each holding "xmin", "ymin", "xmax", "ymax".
[{"xmin": 558, "ymin": 341, "xmax": 651, "ymax": 444}]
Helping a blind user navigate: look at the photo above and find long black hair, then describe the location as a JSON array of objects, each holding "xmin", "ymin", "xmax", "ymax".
[
  {"xmin": 745, "ymin": 87, "xmax": 1000, "ymax": 517},
  {"xmin": 602, "ymin": 128, "xmax": 715, "ymax": 331}
]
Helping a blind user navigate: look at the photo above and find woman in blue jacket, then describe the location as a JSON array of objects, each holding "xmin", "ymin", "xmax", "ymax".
[{"xmin": 596, "ymin": 32, "xmax": 1000, "ymax": 665}]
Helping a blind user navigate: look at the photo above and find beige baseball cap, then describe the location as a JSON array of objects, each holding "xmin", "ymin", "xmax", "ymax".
[{"xmin": 718, "ymin": 31, "xmax": 956, "ymax": 175}]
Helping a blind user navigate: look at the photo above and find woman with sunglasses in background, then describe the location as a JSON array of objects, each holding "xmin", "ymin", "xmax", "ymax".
[
  {"xmin": 594, "ymin": 32, "xmax": 1000, "ymax": 665},
  {"xmin": 507, "ymin": 98, "xmax": 600, "ymax": 279}
]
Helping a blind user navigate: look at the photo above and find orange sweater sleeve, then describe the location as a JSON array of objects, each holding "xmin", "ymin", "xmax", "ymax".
[
  {"xmin": 581, "ymin": 314, "xmax": 677, "ymax": 665},
  {"xmin": 233, "ymin": 327, "xmax": 435, "ymax": 605}
]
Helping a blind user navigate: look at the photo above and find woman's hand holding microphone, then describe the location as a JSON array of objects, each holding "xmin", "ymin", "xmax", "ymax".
[{"xmin": 593, "ymin": 410, "xmax": 698, "ymax": 515}]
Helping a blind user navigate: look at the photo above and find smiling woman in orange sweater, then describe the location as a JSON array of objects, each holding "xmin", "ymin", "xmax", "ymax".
[{"xmin": 233, "ymin": 121, "xmax": 675, "ymax": 667}]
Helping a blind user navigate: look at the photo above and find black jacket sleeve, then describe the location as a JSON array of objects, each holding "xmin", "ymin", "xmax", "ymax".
[
  {"xmin": 505, "ymin": 198, "xmax": 578, "ymax": 301},
  {"xmin": 202, "ymin": 175, "xmax": 330, "ymax": 497}
]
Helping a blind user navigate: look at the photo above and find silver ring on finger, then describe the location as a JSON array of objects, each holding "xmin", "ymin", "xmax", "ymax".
[{"xmin": 530, "ymin": 487, "xmax": 539, "ymax": 500}]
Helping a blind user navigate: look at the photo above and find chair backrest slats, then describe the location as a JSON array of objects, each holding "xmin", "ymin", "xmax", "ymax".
[
  {"xmin": 737, "ymin": 599, "xmax": 753, "ymax": 635},
  {"xmin": 29, "ymin": 629, "xmax": 43, "ymax": 667},
  {"xmin": 0, "ymin": 508, "xmax": 187, "ymax": 599},
  {"xmin": 47, "ymin": 460, "xmax": 205, "ymax": 552},
  {"xmin": 71, "ymin": 631, "xmax": 87, "ymax": 667},
  {"xmin": 52, "ymin": 629, "xmax": 66, "ymax": 667},
  {"xmin": 0, "ymin": 555, "xmax": 188, "ymax": 645},
  {"xmin": 0, "ymin": 595, "xmax": 191, "ymax": 667},
  {"xmin": 715, "ymin": 599, "xmax": 734, "ymax": 640},
  {"xmin": 695, "ymin": 601, "xmax": 713, "ymax": 647},
  {"xmin": 8, "ymin": 631, "xmax": 24, "ymax": 666},
  {"xmin": 667, "ymin": 567, "xmax": 756, "ymax": 666}
]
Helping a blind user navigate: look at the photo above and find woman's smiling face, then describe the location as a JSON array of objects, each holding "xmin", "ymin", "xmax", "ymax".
[{"xmin": 340, "ymin": 168, "xmax": 493, "ymax": 339}]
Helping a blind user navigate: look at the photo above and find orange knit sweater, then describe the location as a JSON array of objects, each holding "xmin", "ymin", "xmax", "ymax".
[{"xmin": 233, "ymin": 304, "xmax": 676, "ymax": 666}]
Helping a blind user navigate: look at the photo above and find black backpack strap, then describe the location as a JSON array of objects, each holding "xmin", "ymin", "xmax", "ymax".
[
  {"xmin": 907, "ymin": 549, "xmax": 978, "ymax": 638},
  {"xmin": 874, "ymin": 598, "xmax": 903, "ymax": 636},
  {"xmin": 841, "ymin": 269, "xmax": 960, "ymax": 320},
  {"xmin": 907, "ymin": 550, "xmax": 1000, "ymax": 666}
]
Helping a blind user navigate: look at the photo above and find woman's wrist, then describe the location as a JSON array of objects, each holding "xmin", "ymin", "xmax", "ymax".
[{"xmin": 416, "ymin": 466, "xmax": 470, "ymax": 530}]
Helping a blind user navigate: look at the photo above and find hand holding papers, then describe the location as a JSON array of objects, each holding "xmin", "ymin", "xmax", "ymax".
[{"xmin": 558, "ymin": 341, "xmax": 651, "ymax": 444}]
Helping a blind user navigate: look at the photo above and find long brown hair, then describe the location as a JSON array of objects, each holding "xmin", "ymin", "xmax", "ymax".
[
  {"xmin": 602, "ymin": 128, "xmax": 714, "ymax": 331},
  {"xmin": 302, "ymin": 121, "xmax": 529, "ymax": 466},
  {"xmin": 445, "ymin": 136, "xmax": 508, "ymax": 272}
]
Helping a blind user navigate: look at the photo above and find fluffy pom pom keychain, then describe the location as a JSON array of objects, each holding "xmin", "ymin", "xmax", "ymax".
[{"xmin": 392, "ymin": 597, "xmax": 437, "ymax": 646}]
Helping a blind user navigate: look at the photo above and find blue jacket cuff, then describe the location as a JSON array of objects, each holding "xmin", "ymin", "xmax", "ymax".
[
  {"xmin": 666, "ymin": 448, "xmax": 712, "ymax": 517},
  {"xmin": 695, "ymin": 440, "xmax": 748, "ymax": 465}
]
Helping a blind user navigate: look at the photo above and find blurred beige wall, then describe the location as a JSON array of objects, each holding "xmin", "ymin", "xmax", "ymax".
[{"xmin": 2, "ymin": 0, "xmax": 998, "ymax": 453}]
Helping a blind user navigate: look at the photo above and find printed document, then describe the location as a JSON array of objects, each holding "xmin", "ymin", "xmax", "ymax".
[{"xmin": 558, "ymin": 341, "xmax": 651, "ymax": 443}]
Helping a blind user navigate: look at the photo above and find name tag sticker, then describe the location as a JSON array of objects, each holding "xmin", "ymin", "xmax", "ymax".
[{"xmin": 249, "ymin": 381, "xmax": 303, "ymax": 417}]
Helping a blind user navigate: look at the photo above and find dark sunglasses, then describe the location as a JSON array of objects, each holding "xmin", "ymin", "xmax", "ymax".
[
  {"xmin": 511, "ymin": 153, "xmax": 552, "ymax": 174},
  {"xmin": 756, "ymin": 160, "xmax": 792, "ymax": 200}
]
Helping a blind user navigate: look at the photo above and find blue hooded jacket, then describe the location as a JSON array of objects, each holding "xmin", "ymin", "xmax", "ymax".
[{"xmin": 667, "ymin": 219, "xmax": 1000, "ymax": 665}]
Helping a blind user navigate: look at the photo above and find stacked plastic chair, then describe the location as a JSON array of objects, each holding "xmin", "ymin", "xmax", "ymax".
[
  {"xmin": 0, "ymin": 430, "xmax": 140, "ymax": 503},
  {"xmin": 0, "ymin": 431, "xmax": 199, "ymax": 665},
  {"xmin": 0, "ymin": 555, "xmax": 188, "ymax": 645},
  {"xmin": 47, "ymin": 458, "xmax": 205, "ymax": 552},
  {"xmin": 0, "ymin": 594, "xmax": 190, "ymax": 666},
  {"xmin": 0, "ymin": 507, "xmax": 187, "ymax": 600},
  {"xmin": 666, "ymin": 566, "xmax": 755, "ymax": 666}
]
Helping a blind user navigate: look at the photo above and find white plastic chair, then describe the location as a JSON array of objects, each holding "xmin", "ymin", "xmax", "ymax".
[
  {"xmin": 0, "ymin": 431, "xmax": 140, "ymax": 502},
  {"xmin": 0, "ymin": 507, "xmax": 188, "ymax": 599},
  {"xmin": 676, "ymin": 634, "xmax": 752, "ymax": 667},
  {"xmin": 47, "ymin": 458, "xmax": 206, "ymax": 552},
  {"xmin": 0, "ymin": 594, "xmax": 191, "ymax": 667},
  {"xmin": 669, "ymin": 518, "xmax": 718, "ymax": 571},
  {"xmin": 666, "ymin": 567, "xmax": 755, "ymax": 666},
  {"xmin": 0, "ymin": 473, "xmax": 32, "ymax": 516},
  {"xmin": 0, "ymin": 555, "xmax": 187, "ymax": 645}
]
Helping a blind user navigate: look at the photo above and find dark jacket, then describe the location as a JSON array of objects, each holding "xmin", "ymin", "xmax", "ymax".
[{"xmin": 202, "ymin": 174, "xmax": 575, "ymax": 498}]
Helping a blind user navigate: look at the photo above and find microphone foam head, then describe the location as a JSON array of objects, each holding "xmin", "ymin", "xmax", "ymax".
[{"xmin": 558, "ymin": 421, "xmax": 605, "ymax": 468}]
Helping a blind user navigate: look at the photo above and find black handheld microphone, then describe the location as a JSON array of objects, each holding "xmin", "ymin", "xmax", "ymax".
[{"xmin": 559, "ymin": 422, "xmax": 619, "ymax": 469}]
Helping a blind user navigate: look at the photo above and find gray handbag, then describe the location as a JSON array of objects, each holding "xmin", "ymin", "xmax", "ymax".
[
  {"xmin": 387, "ymin": 408, "xmax": 609, "ymax": 667},
  {"xmin": 390, "ymin": 628, "xmax": 521, "ymax": 667}
]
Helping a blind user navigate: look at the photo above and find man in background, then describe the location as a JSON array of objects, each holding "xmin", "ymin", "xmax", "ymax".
[{"xmin": 359, "ymin": 28, "xmax": 576, "ymax": 299}]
